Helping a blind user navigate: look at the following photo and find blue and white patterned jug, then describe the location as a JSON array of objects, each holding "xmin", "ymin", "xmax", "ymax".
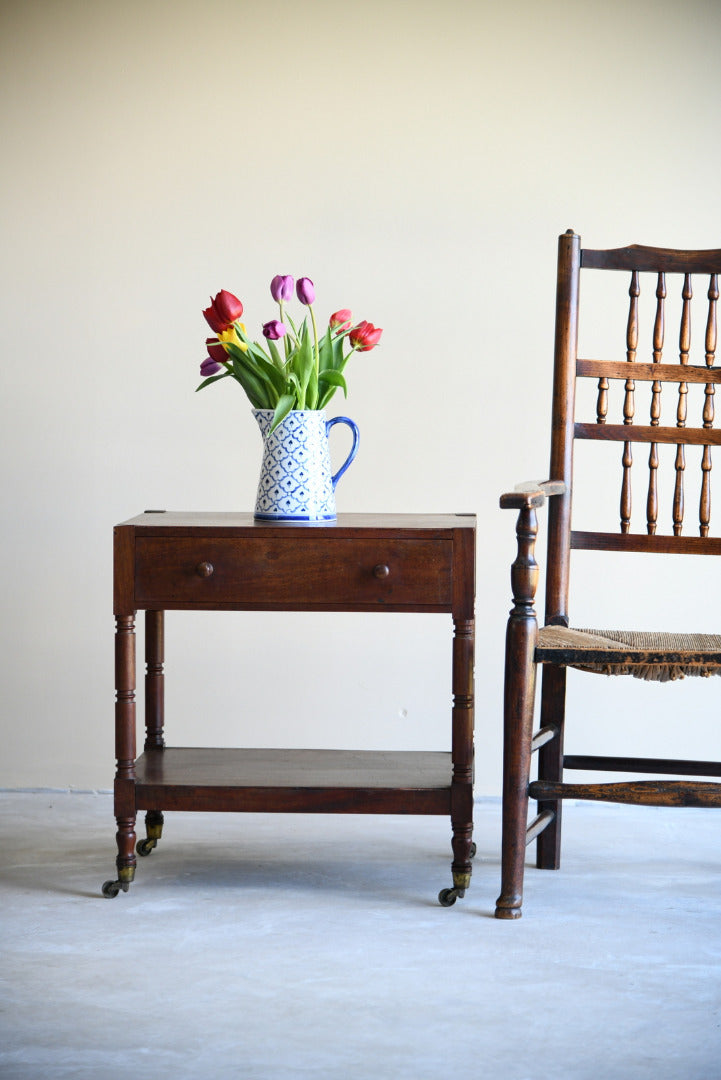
[{"xmin": 253, "ymin": 409, "xmax": 360, "ymax": 522}]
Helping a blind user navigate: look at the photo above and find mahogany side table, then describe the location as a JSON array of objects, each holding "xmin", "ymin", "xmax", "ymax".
[{"xmin": 103, "ymin": 511, "xmax": 476, "ymax": 904}]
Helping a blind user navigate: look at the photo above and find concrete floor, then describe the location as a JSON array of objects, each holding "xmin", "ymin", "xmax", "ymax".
[{"xmin": 1, "ymin": 791, "xmax": 719, "ymax": 1080}]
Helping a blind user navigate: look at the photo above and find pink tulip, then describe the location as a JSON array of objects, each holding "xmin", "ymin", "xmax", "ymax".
[
  {"xmin": 296, "ymin": 277, "xmax": 315, "ymax": 305},
  {"xmin": 270, "ymin": 275, "xmax": 294, "ymax": 302},
  {"xmin": 262, "ymin": 320, "xmax": 287, "ymax": 340}
]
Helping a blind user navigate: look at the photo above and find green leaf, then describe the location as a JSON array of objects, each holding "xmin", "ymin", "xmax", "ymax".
[
  {"xmin": 318, "ymin": 326, "xmax": 334, "ymax": 372},
  {"xmin": 270, "ymin": 394, "xmax": 295, "ymax": 432},
  {"xmin": 252, "ymin": 352, "xmax": 288, "ymax": 402},
  {"xmin": 286, "ymin": 371, "xmax": 302, "ymax": 398},
  {"xmin": 267, "ymin": 339, "xmax": 285, "ymax": 370},
  {"xmin": 231, "ymin": 355, "xmax": 270, "ymax": 408},
  {"xmin": 292, "ymin": 332, "xmax": 315, "ymax": 405},
  {"xmin": 226, "ymin": 341, "xmax": 287, "ymax": 407},
  {"xmin": 306, "ymin": 370, "xmax": 318, "ymax": 410},
  {"xmin": 195, "ymin": 371, "xmax": 231, "ymax": 392},
  {"xmin": 246, "ymin": 340, "xmax": 272, "ymax": 365},
  {"xmin": 284, "ymin": 311, "xmax": 302, "ymax": 344},
  {"xmin": 332, "ymin": 333, "xmax": 345, "ymax": 371},
  {"xmin": 318, "ymin": 369, "xmax": 348, "ymax": 394},
  {"xmin": 224, "ymin": 341, "xmax": 253, "ymax": 364},
  {"xmin": 293, "ymin": 321, "xmax": 317, "ymax": 407},
  {"xmin": 317, "ymin": 368, "xmax": 349, "ymax": 409}
]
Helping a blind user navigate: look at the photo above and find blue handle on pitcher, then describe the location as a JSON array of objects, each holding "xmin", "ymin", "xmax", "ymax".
[{"xmin": 326, "ymin": 416, "xmax": 360, "ymax": 489}]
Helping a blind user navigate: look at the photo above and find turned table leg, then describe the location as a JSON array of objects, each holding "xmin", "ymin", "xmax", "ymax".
[
  {"xmin": 102, "ymin": 614, "xmax": 138, "ymax": 897},
  {"xmin": 439, "ymin": 616, "xmax": 475, "ymax": 906},
  {"xmin": 138, "ymin": 610, "xmax": 165, "ymax": 857}
]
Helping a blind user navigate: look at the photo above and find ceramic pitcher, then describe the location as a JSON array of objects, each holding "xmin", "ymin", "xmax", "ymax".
[{"xmin": 253, "ymin": 409, "xmax": 359, "ymax": 522}]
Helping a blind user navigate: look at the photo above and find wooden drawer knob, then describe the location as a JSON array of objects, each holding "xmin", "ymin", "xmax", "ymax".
[
  {"xmin": 373, "ymin": 563, "xmax": 390, "ymax": 579},
  {"xmin": 196, "ymin": 561, "xmax": 214, "ymax": 578}
]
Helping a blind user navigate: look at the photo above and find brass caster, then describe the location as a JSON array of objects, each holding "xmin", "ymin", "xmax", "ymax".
[
  {"xmin": 101, "ymin": 879, "xmax": 129, "ymax": 898},
  {"xmin": 438, "ymin": 887, "xmax": 463, "ymax": 907},
  {"xmin": 137, "ymin": 838, "xmax": 157, "ymax": 857},
  {"xmin": 470, "ymin": 842, "xmax": 477, "ymax": 859}
]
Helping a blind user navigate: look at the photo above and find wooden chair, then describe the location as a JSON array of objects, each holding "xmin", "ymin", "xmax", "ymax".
[{"xmin": 496, "ymin": 230, "xmax": 721, "ymax": 919}]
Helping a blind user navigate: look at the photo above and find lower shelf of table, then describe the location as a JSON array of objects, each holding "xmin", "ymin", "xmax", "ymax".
[{"xmin": 132, "ymin": 748, "xmax": 454, "ymax": 814}]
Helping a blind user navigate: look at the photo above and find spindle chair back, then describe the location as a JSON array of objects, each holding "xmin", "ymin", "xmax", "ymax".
[{"xmin": 496, "ymin": 230, "xmax": 721, "ymax": 919}]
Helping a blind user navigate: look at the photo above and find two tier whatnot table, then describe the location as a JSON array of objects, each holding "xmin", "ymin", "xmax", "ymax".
[{"xmin": 104, "ymin": 512, "xmax": 476, "ymax": 905}]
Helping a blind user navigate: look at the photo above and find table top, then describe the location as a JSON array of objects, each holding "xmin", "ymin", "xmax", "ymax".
[{"xmin": 117, "ymin": 511, "xmax": 477, "ymax": 535}]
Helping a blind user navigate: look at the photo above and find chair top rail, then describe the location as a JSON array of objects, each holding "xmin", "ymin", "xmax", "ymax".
[
  {"xmin": 574, "ymin": 422, "xmax": 721, "ymax": 446},
  {"xmin": 577, "ymin": 359, "xmax": 721, "ymax": 384},
  {"xmin": 581, "ymin": 244, "xmax": 721, "ymax": 274},
  {"xmin": 571, "ymin": 530, "xmax": 721, "ymax": 555}
]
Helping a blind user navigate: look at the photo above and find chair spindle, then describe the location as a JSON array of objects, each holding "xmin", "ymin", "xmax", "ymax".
[
  {"xmin": 673, "ymin": 275, "xmax": 692, "ymax": 535},
  {"xmin": 700, "ymin": 274, "xmax": 718, "ymax": 536},
  {"xmin": 620, "ymin": 271, "xmax": 639, "ymax": 532},
  {"xmin": 596, "ymin": 376, "xmax": 609, "ymax": 424},
  {"xmin": 647, "ymin": 272, "xmax": 666, "ymax": 534}
]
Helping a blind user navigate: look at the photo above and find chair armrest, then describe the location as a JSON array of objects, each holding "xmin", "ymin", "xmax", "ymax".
[
  {"xmin": 500, "ymin": 480, "xmax": 567, "ymax": 510},
  {"xmin": 501, "ymin": 482, "xmax": 567, "ymax": 619}
]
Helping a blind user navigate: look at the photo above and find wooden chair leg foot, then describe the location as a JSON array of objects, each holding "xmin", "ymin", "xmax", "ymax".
[{"xmin": 494, "ymin": 895, "xmax": 523, "ymax": 919}]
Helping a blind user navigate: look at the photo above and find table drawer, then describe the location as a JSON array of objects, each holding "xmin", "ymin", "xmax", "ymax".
[{"xmin": 134, "ymin": 536, "xmax": 454, "ymax": 609}]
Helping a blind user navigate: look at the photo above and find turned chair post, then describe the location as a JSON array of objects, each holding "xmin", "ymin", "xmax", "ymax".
[{"xmin": 496, "ymin": 498, "xmax": 541, "ymax": 919}]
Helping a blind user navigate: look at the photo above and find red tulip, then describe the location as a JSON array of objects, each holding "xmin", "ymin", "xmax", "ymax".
[
  {"xmin": 203, "ymin": 289, "xmax": 244, "ymax": 333},
  {"xmin": 205, "ymin": 337, "xmax": 227, "ymax": 363},
  {"xmin": 329, "ymin": 309, "xmax": 352, "ymax": 332},
  {"xmin": 349, "ymin": 320, "xmax": 383, "ymax": 351}
]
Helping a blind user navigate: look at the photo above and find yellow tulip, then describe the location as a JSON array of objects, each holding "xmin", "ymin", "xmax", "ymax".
[{"xmin": 218, "ymin": 324, "xmax": 248, "ymax": 352}]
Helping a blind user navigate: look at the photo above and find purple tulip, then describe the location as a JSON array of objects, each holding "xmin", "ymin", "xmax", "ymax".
[
  {"xmin": 270, "ymin": 275, "xmax": 294, "ymax": 302},
  {"xmin": 262, "ymin": 319, "xmax": 287, "ymax": 340},
  {"xmin": 296, "ymin": 277, "xmax": 315, "ymax": 305},
  {"xmin": 200, "ymin": 355, "xmax": 222, "ymax": 376}
]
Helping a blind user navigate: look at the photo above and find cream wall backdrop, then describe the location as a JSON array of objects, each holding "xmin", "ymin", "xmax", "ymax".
[{"xmin": 2, "ymin": 0, "xmax": 721, "ymax": 792}]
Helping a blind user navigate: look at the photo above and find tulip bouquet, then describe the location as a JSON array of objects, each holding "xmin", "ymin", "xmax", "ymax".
[{"xmin": 198, "ymin": 276, "xmax": 382, "ymax": 432}]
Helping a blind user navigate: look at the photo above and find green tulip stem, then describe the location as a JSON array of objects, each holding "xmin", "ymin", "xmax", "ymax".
[
  {"xmin": 283, "ymin": 311, "xmax": 301, "ymax": 347},
  {"xmin": 278, "ymin": 300, "xmax": 291, "ymax": 361},
  {"xmin": 309, "ymin": 303, "xmax": 320, "ymax": 407}
]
